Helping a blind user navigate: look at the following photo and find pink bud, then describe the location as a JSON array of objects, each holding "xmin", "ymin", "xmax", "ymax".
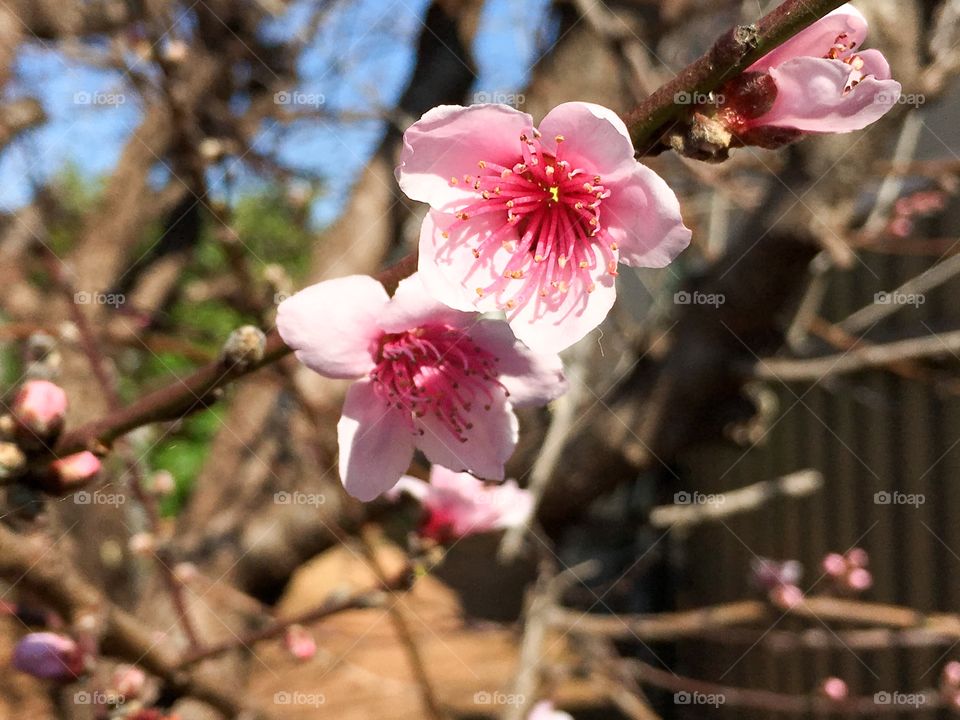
[
  {"xmin": 12, "ymin": 632, "xmax": 83, "ymax": 680},
  {"xmin": 846, "ymin": 568, "xmax": 873, "ymax": 592},
  {"xmin": 820, "ymin": 677, "xmax": 849, "ymax": 701},
  {"xmin": 173, "ymin": 562, "xmax": 199, "ymax": 584},
  {"xmin": 150, "ymin": 470, "xmax": 176, "ymax": 497},
  {"xmin": 50, "ymin": 452, "xmax": 102, "ymax": 487},
  {"xmin": 821, "ymin": 553, "xmax": 847, "ymax": 577},
  {"xmin": 942, "ymin": 661, "xmax": 960, "ymax": 688},
  {"xmin": 112, "ymin": 664, "xmax": 146, "ymax": 698},
  {"xmin": 284, "ymin": 624, "xmax": 317, "ymax": 661},
  {"xmin": 846, "ymin": 547, "xmax": 869, "ymax": 568},
  {"xmin": 12, "ymin": 380, "xmax": 67, "ymax": 440},
  {"xmin": 128, "ymin": 533, "xmax": 155, "ymax": 556},
  {"xmin": 770, "ymin": 584, "xmax": 804, "ymax": 609}
]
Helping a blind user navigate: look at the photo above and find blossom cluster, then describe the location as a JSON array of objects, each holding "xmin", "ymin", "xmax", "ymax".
[{"xmin": 276, "ymin": 3, "xmax": 899, "ymax": 518}]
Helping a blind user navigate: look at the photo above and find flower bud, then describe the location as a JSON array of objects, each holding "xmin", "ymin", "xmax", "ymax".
[
  {"xmin": 943, "ymin": 661, "xmax": 960, "ymax": 688},
  {"xmin": 820, "ymin": 677, "xmax": 849, "ymax": 701},
  {"xmin": 49, "ymin": 452, "xmax": 102, "ymax": 489},
  {"xmin": 284, "ymin": 624, "xmax": 317, "ymax": 661},
  {"xmin": 12, "ymin": 632, "xmax": 84, "ymax": 680},
  {"xmin": 846, "ymin": 567, "xmax": 873, "ymax": 592},
  {"xmin": 770, "ymin": 583, "xmax": 804, "ymax": 609},
  {"xmin": 0, "ymin": 441, "xmax": 27, "ymax": 480},
  {"xmin": 112, "ymin": 664, "xmax": 147, "ymax": 699},
  {"xmin": 12, "ymin": 380, "xmax": 67, "ymax": 443},
  {"xmin": 150, "ymin": 470, "xmax": 176, "ymax": 497},
  {"xmin": 221, "ymin": 326, "xmax": 266, "ymax": 369},
  {"xmin": 846, "ymin": 547, "xmax": 869, "ymax": 568},
  {"xmin": 128, "ymin": 532, "xmax": 155, "ymax": 557},
  {"xmin": 821, "ymin": 553, "xmax": 847, "ymax": 577}
]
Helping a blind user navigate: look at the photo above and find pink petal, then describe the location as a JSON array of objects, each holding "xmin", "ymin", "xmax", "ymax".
[
  {"xmin": 417, "ymin": 208, "xmax": 515, "ymax": 314},
  {"xmin": 748, "ymin": 4, "xmax": 869, "ymax": 73},
  {"xmin": 752, "ymin": 57, "xmax": 900, "ymax": 132},
  {"xmin": 605, "ymin": 163, "xmax": 691, "ymax": 268},
  {"xmin": 466, "ymin": 319, "xmax": 568, "ymax": 407},
  {"xmin": 528, "ymin": 701, "xmax": 574, "ymax": 720},
  {"xmin": 390, "ymin": 474, "xmax": 431, "ymax": 502},
  {"xmin": 338, "ymin": 380, "xmax": 416, "ymax": 501},
  {"xmin": 414, "ymin": 394, "xmax": 518, "ymax": 481},
  {"xmin": 377, "ymin": 273, "xmax": 474, "ymax": 334},
  {"xmin": 507, "ymin": 245, "xmax": 618, "ymax": 354},
  {"xmin": 537, "ymin": 102, "xmax": 636, "ymax": 179},
  {"xmin": 486, "ymin": 479, "xmax": 535, "ymax": 529},
  {"xmin": 397, "ymin": 104, "xmax": 533, "ymax": 212},
  {"xmin": 856, "ymin": 47, "xmax": 893, "ymax": 80},
  {"xmin": 277, "ymin": 275, "xmax": 387, "ymax": 379}
]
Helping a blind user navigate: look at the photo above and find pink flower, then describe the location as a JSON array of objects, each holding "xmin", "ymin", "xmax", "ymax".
[
  {"xmin": 284, "ymin": 624, "xmax": 317, "ymax": 661},
  {"xmin": 12, "ymin": 380, "xmax": 67, "ymax": 439},
  {"xmin": 820, "ymin": 677, "xmax": 849, "ymax": 701},
  {"xmin": 12, "ymin": 632, "xmax": 84, "ymax": 680},
  {"xmin": 731, "ymin": 4, "xmax": 900, "ymax": 134},
  {"xmin": 397, "ymin": 102, "xmax": 690, "ymax": 353},
  {"xmin": 392, "ymin": 465, "xmax": 533, "ymax": 542},
  {"xmin": 277, "ymin": 273, "xmax": 566, "ymax": 501},
  {"xmin": 528, "ymin": 701, "xmax": 573, "ymax": 720}
]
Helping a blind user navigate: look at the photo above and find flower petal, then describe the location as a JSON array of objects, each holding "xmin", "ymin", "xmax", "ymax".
[
  {"xmin": 338, "ymin": 380, "xmax": 416, "ymax": 501},
  {"xmin": 748, "ymin": 4, "xmax": 869, "ymax": 73},
  {"xmin": 414, "ymin": 394, "xmax": 518, "ymax": 481},
  {"xmin": 466, "ymin": 319, "xmax": 567, "ymax": 407},
  {"xmin": 605, "ymin": 163, "xmax": 691, "ymax": 268},
  {"xmin": 378, "ymin": 272, "xmax": 475, "ymax": 333},
  {"xmin": 277, "ymin": 275, "xmax": 387, "ymax": 379},
  {"xmin": 752, "ymin": 57, "xmax": 901, "ymax": 132},
  {"xmin": 537, "ymin": 101, "xmax": 636, "ymax": 178},
  {"xmin": 507, "ymin": 245, "xmax": 618, "ymax": 354},
  {"xmin": 418, "ymin": 208, "xmax": 516, "ymax": 314},
  {"xmin": 397, "ymin": 104, "xmax": 533, "ymax": 212}
]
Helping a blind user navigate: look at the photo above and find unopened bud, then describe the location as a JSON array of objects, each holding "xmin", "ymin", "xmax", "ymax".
[
  {"xmin": 943, "ymin": 661, "xmax": 960, "ymax": 688},
  {"xmin": 284, "ymin": 624, "xmax": 317, "ymax": 661},
  {"xmin": 222, "ymin": 326, "xmax": 266, "ymax": 369},
  {"xmin": 12, "ymin": 632, "xmax": 83, "ymax": 680},
  {"xmin": 821, "ymin": 553, "xmax": 847, "ymax": 577},
  {"xmin": 173, "ymin": 562, "xmax": 199, "ymax": 584},
  {"xmin": 846, "ymin": 547, "xmax": 869, "ymax": 568},
  {"xmin": 12, "ymin": 380, "xmax": 67, "ymax": 442},
  {"xmin": 128, "ymin": 532, "xmax": 155, "ymax": 556},
  {"xmin": 0, "ymin": 442, "xmax": 27, "ymax": 480},
  {"xmin": 198, "ymin": 137, "xmax": 225, "ymax": 162},
  {"xmin": 49, "ymin": 452, "xmax": 102, "ymax": 489},
  {"xmin": 820, "ymin": 677, "xmax": 849, "ymax": 701},
  {"xmin": 162, "ymin": 39, "xmax": 188, "ymax": 63},
  {"xmin": 846, "ymin": 567, "xmax": 873, "ymax": 592},
  {"xmin": 770, "ymin": 583, "xmax": 804, "ymax": 609},
  {"xmin": 112, "ymin": 664, "xmax": 147, "ymax": 698},
  {"xmin": 150, "ymin": 469, "xmax": 176, "ymax": 497}
]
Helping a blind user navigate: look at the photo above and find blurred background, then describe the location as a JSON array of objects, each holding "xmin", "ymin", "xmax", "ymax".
[{"xmin": 1, "ymin": 0, "xmax": 959, "ymax": 718}]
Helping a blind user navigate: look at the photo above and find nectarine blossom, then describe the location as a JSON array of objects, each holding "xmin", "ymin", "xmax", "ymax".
[
  {"xmin": 722, "ymin": 4, "xmax": 900, "ymax": 138},
  {"xmin": 397, "ymin": 102, "xmax": 691, "ymax": 353},
  {"xmin": 392, "ymin": 465, "xmax": 533, "ymax": 542},
  {"xmin": 277, "ymin": 273, "xmax": 566, "ymax": 501}
]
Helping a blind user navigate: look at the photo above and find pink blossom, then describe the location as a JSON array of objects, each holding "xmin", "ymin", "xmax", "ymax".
[
  {"xmin": 284, "ymin": 624, "xmax": 317, "ymax": 661},
  {"xmin": 13, "ymin": 632, "xmax": 84, "ymax": 680},
  {"xmin": 397, "ymin": 102, "xmax": 690, "ymax": 353},
  {"xmin": 736, "ymin": 4, "xmax": 901, "ymax": 134},
  {"xmin": 50, "ymin": 451, "xmax": 102, "ymax": 486},
  {"xmin": 277, "ymin": 273, "xmax": 567, "ymax": 501},
  {"xmin": 392, "ymin": 465, "xmax": 533, "ymax": 542},
  {"xmin": 528, "ymin": 701, "xmax": 573, "ymax": 720},
  {"xmin": 12, "ymin": 380, "xmax": 67, "ymax": 439},
  {"xmin": 821, "ymin": 677, "xmax": 849, "ymax": 701},
  {"xmin": 821, "ymin": 552, "xmax": 847, "ymax": 577}
]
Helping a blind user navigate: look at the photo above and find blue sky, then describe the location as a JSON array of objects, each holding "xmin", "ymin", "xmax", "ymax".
[{"xmin": 0, "ymin": 0, "xmax": 552, "ymax": 225}]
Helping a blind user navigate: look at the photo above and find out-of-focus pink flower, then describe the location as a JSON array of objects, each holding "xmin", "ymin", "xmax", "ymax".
[
  {"xmin": 12, "ymin": 632, "xmax": 84, "ymax": 680},
  {"xmin": 846, "ymin": 567, "xmax": 873, "ymax": 591},
  {"xmin": 392, "ymin": 465, "xmax": 533, "ymax": 543},
  {"xmin": 284, "ymin": 624, "xmax": 317, "ymax": 661},
  {"xmin": 750, "ymin": 557, "xmax": 803, "ymax": 591},
  {"xmin": 12, "ymin": 380, "xmax": 68, "ymax": 439},
  {"xmin": 50, "ymin": 452, "xmax": 102, "ymax": 486},
  {"xmin": 277, "ymin": 273, "xmax": 566, "ymax": 501},
  {"xmin": 721, "ymin": 4, "xmax": 900, "ymax": 138},
  {"xmin": 397, "ymin": 102, "xmax": 690, "ymax": 353},
  {"xmin": 942, "ymin": 661, "xmax": 960, "ymax": 688},
  {"xmin": 822, "ymin": 552, "xmax": 847, "ymax": 577},
  {"xmin": 112, "ymin": 664, "xmax": 147, "ymax": 699},
  {"xmin": 821, "ymin": 677, "xmax": 849, "ymax": 701},
  {"xmin": 770, "ymin": 583, "xmax": 804, "ymax": 609},
  {"xmin": 846, "ymin": 547, "xmax": 869, "ymax": 568},
  {"xmin": 528, "ymin": 701, "xmax": 573, "ymax": 720}
]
